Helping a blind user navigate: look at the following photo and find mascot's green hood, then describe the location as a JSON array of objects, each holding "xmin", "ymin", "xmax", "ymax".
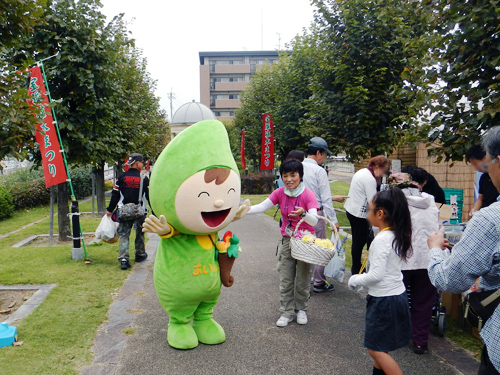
[{"xmin": 149, "ymin": 120, "xmax": 239, "ymax": 235}]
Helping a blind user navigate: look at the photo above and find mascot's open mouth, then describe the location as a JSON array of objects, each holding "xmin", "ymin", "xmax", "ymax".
[{"xmin": 201, "ymin": 208, "xmax": 231, "ymax": 228}]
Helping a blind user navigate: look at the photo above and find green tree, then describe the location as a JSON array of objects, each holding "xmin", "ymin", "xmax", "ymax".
[
  {"xmin": 0, "ymin": 0, "xmax": 46, "ymax": 161},
  {"xmin": 8, "ymin": 0, "xmax": 167, "ymax": 236},
  {"xmin": 307, "ymin": 0, "xmax": 431, "ymax": 161},
  {"xmin": 408, "ymin": 0, "xmax": 500, "ymax": 162}
]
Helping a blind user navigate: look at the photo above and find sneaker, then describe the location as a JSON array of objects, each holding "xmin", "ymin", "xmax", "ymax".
[
  {"xmin": 296, "ymin": 310, "xmax": 308, "ymax": 325},
  {"xmin": 276, "ymin": 316, "xmax": 294, "ymax": 327},
  {"xmin": 120, "ymin": 259, "xmax": 131, "ymax": 270},
  {"xmin": 413, "ymin": 343, "xmax": 428, "ymax": 354},
  {"xmin": 313, "ymin": 281, "xmax": 335, "ymax": 293},
  {"xmin": 135, "ymin": 253, "xmax": 148, "ymax": 262}
]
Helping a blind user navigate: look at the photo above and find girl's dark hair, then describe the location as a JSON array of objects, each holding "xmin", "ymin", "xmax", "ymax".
[
  {"xmin": 372, "ymin": 187, "xmax": 413, "ymax": 261},
  {"xmin": 285, "ymin": 150, "xmax": 305, "ymax": 162},
  {"xmin": 280, "ymin": 158, "xmax": 304, "ymax": 179}
]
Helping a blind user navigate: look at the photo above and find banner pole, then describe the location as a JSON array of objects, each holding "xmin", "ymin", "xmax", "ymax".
[{"xmin": 39, "ymin": 60, "xmax": 89, "ymax": 261}]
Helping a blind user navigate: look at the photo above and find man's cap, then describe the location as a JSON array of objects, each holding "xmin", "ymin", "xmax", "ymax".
[
  {"xmin": 126, "ymin": 153, "xmax": 144, "ymax": 165},
  {"xmin": 308, "ymin": 137, "xmax": 332, "ymax": 155}
]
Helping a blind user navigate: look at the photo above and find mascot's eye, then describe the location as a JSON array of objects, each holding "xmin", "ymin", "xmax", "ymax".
[
  {"xmin": 198, "ymin": 191, "xmax": 210, "ymax": 197},
  {"xmin": 227, "ymin": 188, "xmax": 236, "ymax": 194}
]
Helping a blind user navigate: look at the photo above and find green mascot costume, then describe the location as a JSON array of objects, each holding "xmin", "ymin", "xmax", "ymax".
[{"xmin": 143, "ymin": 120, "xmax": 249, "ymax": 350}]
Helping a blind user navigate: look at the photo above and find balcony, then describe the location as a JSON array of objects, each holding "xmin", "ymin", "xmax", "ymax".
[
  {"xmin": 214, "ymin": 81, "xmax": 249, "ymax": 91},
  {"xmin": 214, "ymin": 99, "xmax": 241, "ymax": 108},
  {"xmin": 214, "ymin": 64, "xmax": 251, "ymax": 74}
]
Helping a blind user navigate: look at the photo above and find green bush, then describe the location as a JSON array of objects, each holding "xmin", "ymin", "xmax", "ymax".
[
  {"xmin": 70, "ymin": 166, "xmax": 92, "ymax": 199},
  {"xmin": 9, "ymin": 178, "xmax": 50, "ymax": 209},
  {"xmin": 104, "ymin": 180, "xmax": 114, "ymax": 191},
  {"xmin": 0, "ymin": 185, "xmax": 15, "ymax": 219}
]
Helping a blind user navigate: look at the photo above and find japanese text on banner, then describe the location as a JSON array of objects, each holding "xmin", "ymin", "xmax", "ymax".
[
  {"xmin": 27, "ymin": 66, "xmax": 67, "ymax": 188},
  {"xmin": 260, "ymin": 113, "xmax": 275, "ymax": 170}
]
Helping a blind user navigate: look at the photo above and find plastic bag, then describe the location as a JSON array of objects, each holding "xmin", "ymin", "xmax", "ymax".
[
  {"xmin": 95, "ymin": 215, "xmax": 118, "ymax": 242},
  {"xmin": 324, "ymin": 235, "xmax": 347, "ymax": 282}
]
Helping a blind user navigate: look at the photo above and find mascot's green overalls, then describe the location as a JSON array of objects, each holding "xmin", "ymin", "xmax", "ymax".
[{"xmin": 146, "ymin": 120, "xmax": 245, "ymax": 350}]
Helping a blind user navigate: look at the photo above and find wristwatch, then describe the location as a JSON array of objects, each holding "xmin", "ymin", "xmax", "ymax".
[{"xmin": 300, "ymin": 212, "xmax": 306, "ymax": 218}]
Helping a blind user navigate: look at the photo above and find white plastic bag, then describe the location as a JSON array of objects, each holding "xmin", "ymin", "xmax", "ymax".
[
  {"xmin": 324, "ymin": 235, "xmax": 347, "ymax": 282},
  {"xmin": 95, "ymin": 215, "xmax": 118, "ymax": 242}
]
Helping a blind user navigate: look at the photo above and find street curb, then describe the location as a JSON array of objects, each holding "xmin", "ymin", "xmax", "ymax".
[{"xmin": 80, "ymin": 233, "xmax": 159, "ymax": 375}]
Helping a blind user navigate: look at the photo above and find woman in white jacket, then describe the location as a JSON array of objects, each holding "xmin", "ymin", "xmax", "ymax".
[
  {"xmin": 388, "ymin": 171, "xmax": 439, "ymax": 355},
  {"xmin": 344, "ymin": 155, "xmax": 390, "ymax": 274}
]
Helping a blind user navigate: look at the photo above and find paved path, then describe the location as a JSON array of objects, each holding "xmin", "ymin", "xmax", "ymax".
[{"xmin": 82, "ymin": 214, "xmax": 478, "ymax": 375}]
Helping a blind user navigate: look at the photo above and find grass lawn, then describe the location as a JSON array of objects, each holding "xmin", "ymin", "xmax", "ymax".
[{"xmin": 0, "ymin": 198, "xmax": 133, "ymax": 375}]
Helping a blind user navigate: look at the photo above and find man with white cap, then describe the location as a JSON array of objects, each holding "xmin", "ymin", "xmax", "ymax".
[
  {"xmin": 107, "ymin": 153, "xmax": 151, "ymax": 269},
  {"xmin": 302, "ymin": 137, "xmax": 342, "ymax": 293}
]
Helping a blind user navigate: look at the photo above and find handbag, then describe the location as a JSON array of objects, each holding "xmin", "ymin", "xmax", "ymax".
[
  {"xmin": 463, "ymin": 288, "xmax": 500, "ymax": 331},
  {"xmin": 118, "ymin": 175, "xmax": 145, "ymax": 222}
]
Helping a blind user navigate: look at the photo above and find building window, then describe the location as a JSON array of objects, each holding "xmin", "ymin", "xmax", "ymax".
[
  {"xmin": 229, "ymin": 77, "xmax": 241, "ymax": 82},
  {"xmin": 214, "ymin": 111, "xmax": 221, "ymax": 117},
  {"xmin": 229, "ymin": 94, "xmax": 239, "ymax": 99},
  {"xmin": 228, "ymin": 111, "xmax": 235, "ymax": 116}
]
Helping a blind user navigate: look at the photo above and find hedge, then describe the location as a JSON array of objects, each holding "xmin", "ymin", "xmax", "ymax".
[
  {"xmin": 0, "ymin": 185, "xmax": 15, "ymax": 219},
  {"xmin": 241, "ymin": 172, "xmax": 275, "ymax": 194},
  {"xmin": 9, "ymin": 178, "xmax": 50, "ymax": 210}
]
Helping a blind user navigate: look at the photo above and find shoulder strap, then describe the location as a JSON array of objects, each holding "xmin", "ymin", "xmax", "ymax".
[{"xmin": 138, "ymin": 175, "xmax": 144, "ymax": 203}]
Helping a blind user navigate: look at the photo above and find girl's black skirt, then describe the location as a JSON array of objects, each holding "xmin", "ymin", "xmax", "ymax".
[{"xmin": 364, "ymin": 292, "xmax": 411, "ymax": 352}]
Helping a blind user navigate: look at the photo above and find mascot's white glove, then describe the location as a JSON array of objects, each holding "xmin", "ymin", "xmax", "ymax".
[
  {"xmin": 348, "ymin": 274, "xmax": 363, "ymax": 292},
  {"xmin": 142, "ymin": 214, "xmax": 171, "ymax": 236},
  {"xmin": 233, "ymin": 199, "xmax": 251, "ymax": 221}
]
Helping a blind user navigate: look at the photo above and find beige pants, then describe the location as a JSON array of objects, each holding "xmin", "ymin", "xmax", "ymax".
[{"xmin": 276, "ymin": 236, "xmax": 313, "ymax": 319}]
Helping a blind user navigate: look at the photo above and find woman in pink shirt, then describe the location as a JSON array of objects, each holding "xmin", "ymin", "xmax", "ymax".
[{"xmin": 247, "ymin": 158, "xmax": 319, "ymax": 327}]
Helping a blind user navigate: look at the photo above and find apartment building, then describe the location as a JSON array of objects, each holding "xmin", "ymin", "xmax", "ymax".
[{"xmin": 199, "ymin": 51, "xmax": 280, "ymax": 119}]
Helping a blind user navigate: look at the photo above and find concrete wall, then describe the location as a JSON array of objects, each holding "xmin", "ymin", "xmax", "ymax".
[
  {"xmin": 200, "ymin": 65, "xmax": 210, "ymax": 107},
  {"xmin": 214, "ymin": 65, "xmax": 251, "ymax": 74},
  {"xmin": 215, "ymin": 99, "xmax": 241, "ymax": 108},
  {"xmin": 353, "ymin": 144, "xmax": 474, "ymax": 222},
  {"xmin": 215, "ymin": 81, "xmax": 249, "ymax": 91},
  {"xmin": 416, "ymin": 144, "xmax": 474, "ymax": 222}
]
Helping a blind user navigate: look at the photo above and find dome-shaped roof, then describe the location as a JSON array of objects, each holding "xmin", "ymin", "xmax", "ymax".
[{"xmin": 171, "ymin": 101, "xmax": 216, "ymax": 124}]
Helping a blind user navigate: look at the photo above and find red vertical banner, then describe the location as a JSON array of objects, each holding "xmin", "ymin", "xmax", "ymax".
[
  {"xmin": 241, "ymin": 129, "xmax": 246, "ymax": 169},
  {"xmin": 260, "ymin": 113, "xmax": 275, "ymax": 170},
  {"xmin": 27, "ymin": 66, "xmax": 67, "ymax": 188}
]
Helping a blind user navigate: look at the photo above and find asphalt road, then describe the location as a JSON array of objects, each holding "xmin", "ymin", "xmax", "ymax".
[{"xmin": 101, "ymin": 213, "xmax": 465, "ymax": 375}]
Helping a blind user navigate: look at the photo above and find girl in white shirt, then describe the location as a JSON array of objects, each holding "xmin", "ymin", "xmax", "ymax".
[{"xmin": 348, "ymin": 188, "xmax": 412, "ymax": 375}]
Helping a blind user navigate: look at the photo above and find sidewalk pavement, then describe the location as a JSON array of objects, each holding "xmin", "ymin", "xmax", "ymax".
[{"xmin": 81, "ymin": 214, "xmax": 479, "ymax": 375}]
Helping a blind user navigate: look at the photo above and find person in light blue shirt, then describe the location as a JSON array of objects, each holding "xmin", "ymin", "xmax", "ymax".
[
  {"xmin": 428, "ymin": 126, "xmax": 500, "ymax": 375},
  {"xmin": 303, "ymin": 137, "xmax": 344, "ymax": 293}
]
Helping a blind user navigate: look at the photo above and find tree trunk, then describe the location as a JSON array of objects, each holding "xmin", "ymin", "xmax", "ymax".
[
  {"xmin": 94, "ymin": 164, "xmax": 106, "ymax": 215},
  {"xmin": 57, "ymin": 182, "xmax": 72, "ymax": 241}
]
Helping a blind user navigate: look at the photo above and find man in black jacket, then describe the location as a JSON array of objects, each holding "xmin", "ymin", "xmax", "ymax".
[{"xmin": 106, "ymin": 153, "xmax": 151, "ymax": 269}]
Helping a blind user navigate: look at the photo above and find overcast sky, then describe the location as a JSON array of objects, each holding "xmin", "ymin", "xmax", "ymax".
[{"xmin": 100, "ymin": 0, "xmax": 315, "ymax": 121}]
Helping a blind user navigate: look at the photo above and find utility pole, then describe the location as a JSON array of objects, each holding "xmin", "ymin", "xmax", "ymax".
[{"xmin": 167, "ymin": 88, "xmax": 176, "ymax": 122}]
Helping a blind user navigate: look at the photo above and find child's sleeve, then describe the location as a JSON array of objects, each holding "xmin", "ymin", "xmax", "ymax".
[{"xmin": 354, "ymin": 237, "xmax": 390, "ymax": 286}]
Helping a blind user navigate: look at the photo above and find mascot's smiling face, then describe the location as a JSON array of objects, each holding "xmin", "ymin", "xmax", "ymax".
[{"xmin": 175, "ymin": 168, "xmax": 241, "ymax": 234}]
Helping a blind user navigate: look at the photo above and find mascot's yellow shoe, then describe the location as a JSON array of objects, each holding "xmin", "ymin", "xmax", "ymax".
[
  {"xmin": 167, "ymin": 322, "xmax": 198, "ymax": 350},
  {"xmin": 192, "ymin": 318, "xmax": 226, "ymax": 345}
]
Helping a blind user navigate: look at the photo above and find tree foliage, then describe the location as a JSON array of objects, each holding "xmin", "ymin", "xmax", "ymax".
[
  {"xmin": 0, "ymin": 0, "xmax": 46, "ymax": 161},
  {"xmin": 408, "ymin": 0, "xmax": 500, "ymax": 162},
  {"xmin": 2, "ymin": 0, "xmax": 168, "ymax": 232},
  {"xmin": 234, "ymin": 0, "xmax": 432, "ymax": 162}
]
